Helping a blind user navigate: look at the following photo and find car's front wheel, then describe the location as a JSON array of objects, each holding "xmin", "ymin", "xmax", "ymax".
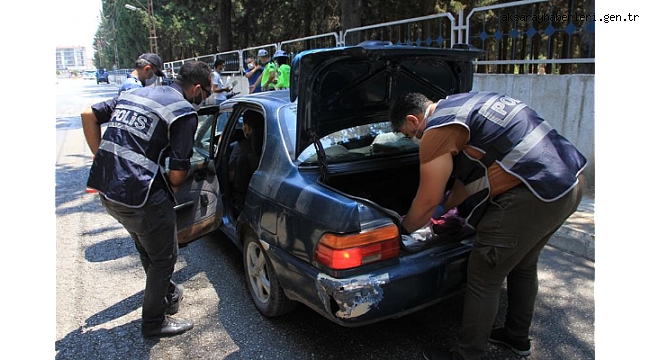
[{"xmin": 243, "ymin": 232, "xmax": 297, "ymax": 317}]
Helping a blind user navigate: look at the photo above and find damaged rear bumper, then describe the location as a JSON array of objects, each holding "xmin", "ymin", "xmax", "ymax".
[{"xmin": 265, "ymin": 240, "xmax": 473, "ymax": 327}]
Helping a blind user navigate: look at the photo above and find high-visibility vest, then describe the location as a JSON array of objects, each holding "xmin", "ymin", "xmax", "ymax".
[
  {"xmin": 87, "ymin": 85, "xmax": 196, "ymax": 207},
  {"xmin": 424, "ymin": 92, "xmax": 587, "ymax": 227}
]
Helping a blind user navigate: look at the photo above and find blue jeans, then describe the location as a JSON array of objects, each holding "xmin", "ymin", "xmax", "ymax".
[
  {"xmin": 100, "ymin": 188, "xmax": 181, "ymax": 328},
  {"xmin": 454, "ymin": 175, "xmax": 585, "ymax": 359}
]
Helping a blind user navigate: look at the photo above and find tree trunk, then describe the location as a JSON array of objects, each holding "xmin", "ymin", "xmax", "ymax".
[
  {"xmin": 340, "ymin": 0, "xmax": 362, "ymax": 32},
  {"xmin": 219, "ymin": 0, "xmax": 233, "ymax": 52},
  {"xmin": 578, "ymin": 0, "xmax": 595, "ymax": 73}
]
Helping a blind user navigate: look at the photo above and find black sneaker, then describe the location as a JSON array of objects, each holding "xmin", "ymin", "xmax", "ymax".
[
  {"xmin": 166, "ymin": 284, "xmax": 184, "ymax": 315},
  {"xmin": 488, "ymin": 327, "xmax": 531, "ymax": 356},
  {"xmin": 142, "ymin": 316, "xmax": 194, "ymax": 339}
]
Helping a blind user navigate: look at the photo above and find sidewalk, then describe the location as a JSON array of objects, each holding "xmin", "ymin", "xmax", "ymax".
[{"xmin": 548, "ymin": 187, "xmax": 595, "ymax": 262}]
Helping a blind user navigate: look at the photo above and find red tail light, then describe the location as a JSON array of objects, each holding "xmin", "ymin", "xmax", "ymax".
[{"xmin": 314, "ymin": 225, "xmax": 400, "ymax": 270}]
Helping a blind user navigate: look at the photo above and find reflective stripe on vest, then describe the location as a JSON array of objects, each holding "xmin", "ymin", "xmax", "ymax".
[
  {"xmin": 87, "ymin": 85, "xmax": 196, "ymax": 207},
  {"xmin": 425, "ymin": 92, "xmax": 587, "ymax": 227},
  {"xmin": 98, "ymin": 141, "xmax": 159, "ymax": 174}
]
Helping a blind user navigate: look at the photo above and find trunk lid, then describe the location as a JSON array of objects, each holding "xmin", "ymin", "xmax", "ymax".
[{"xmin": 290, "ymin": 41, "xmax": 483, "ymax": 157}]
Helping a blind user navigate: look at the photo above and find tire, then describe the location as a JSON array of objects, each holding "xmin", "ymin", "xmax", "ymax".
[{"xmin": 243, "ymin": 232, "xmax": 297, "ymax": 317}]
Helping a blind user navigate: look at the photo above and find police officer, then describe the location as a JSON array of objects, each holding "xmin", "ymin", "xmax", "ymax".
[
  {"xmin": 257, "ymin": 49, "xmax": 276, "ymax": 91},
  {"xmin": 80, "ymin": 61, "xmax": 213, "ymax": 339},
  {"xmin": 119, "ymin": 53, "xmax": 165, "ymax": 96},
  {"xmin": 390, "ymin": 92, "xmax": 586, "ymax": 360},
  {"xmin": 272, "ymin": 50, "xmax": 291, "ymax": 90}
]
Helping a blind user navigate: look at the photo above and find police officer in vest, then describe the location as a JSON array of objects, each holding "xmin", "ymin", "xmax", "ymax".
[
  {"xmin": 80, "ymin": 61, "xmax": 213, "ymax": 339},
  {"xmin": 390, "ymin": 92, "xmax": 586, "ymax": 360},
  {"xmin": 119, "ymin": 53, "xmax": 165, "ymax": 96}
]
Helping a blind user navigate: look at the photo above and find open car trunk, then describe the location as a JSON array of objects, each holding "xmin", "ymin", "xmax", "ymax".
[{"xmin": 321, "ymin": 162, "xmax": 476, "ymax": 253}]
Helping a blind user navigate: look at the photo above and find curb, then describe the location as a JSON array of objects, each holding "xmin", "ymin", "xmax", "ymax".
[
  {"xmin": 547, "ymin": 190, "xmax": 595, "ymax": 262},
  {"xmin": 548, "ymin": 226, "xmax": 595, "ymax": 262}
]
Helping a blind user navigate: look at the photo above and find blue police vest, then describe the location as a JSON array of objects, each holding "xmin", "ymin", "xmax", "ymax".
[
  {"xmin": 87, "ymin": 85, "xmax": 196, "ymax": 207},
  {"xmin": 424, "ymin": 92, "xmax": 587, "ymax": 227}
]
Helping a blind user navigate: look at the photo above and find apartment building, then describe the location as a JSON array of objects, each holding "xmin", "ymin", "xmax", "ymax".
[{"xmin": 56, "ymin": 46, "xmax": 92, "ymax": 72}]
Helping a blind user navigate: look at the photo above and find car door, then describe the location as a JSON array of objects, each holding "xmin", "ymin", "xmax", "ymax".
[{"xmin": 173, "ymin": 106, "xmax": 223, "ymax": 245}]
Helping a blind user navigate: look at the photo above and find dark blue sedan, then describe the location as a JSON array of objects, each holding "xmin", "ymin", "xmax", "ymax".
[{"xmin": 173, "ymin": 42, "xmax": 482, "ymax": 327}]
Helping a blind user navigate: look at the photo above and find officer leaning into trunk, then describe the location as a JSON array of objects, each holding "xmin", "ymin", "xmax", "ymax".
[{"xmin": 391, "ymin": 92, "xmax": 586, "ymax": 360}]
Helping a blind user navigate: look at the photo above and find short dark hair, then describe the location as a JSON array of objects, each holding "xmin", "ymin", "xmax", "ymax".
[
  {"xmin": 175, "ymin": 61, "xmax": 213, "ymax": 90},
  {"xmin": 213, "ymin": 58, "xmax": 225, "ymax": 68},
  {"xmin": 275, "ymin": 56, "xmax": 289, "ymax": 66},
  {"xmin": 389, "ymin": 93, "xmax": 431, "ymax": 132},
  {"xmin": 243, "ymin": 111, "xmax": 264, "ymax": 130}
]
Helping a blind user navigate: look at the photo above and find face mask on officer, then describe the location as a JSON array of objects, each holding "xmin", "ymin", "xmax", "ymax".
[
  {"xmin": 247, "ymin": 62, "xmax": 255, "ymax": 70},
  {"xmin": 144, "ymin": 67, "xmax": 157, "ymax": 86},
  {"xmin": 145, "ymin": 75, "xmax": 157, "ymax": 87},
  {"xmin": 407, "ymin": 104, "xmax": 433, "ymax": 146},
  {"xmin": 188, "ymin": 84, "xmax": 208, "ymax": 110}
]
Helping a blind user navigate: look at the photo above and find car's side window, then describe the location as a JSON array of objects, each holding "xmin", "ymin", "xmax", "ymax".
[
  {"xmin": 194, "ymin": 114, "xmax": 214, "ymax": 154},
  {"xmin": 215, "ymin": 111, "xmax": 232, "ymax": 153}
]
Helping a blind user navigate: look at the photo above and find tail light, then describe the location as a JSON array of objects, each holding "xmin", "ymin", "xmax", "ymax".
[{"xmin": 314, "ymin": 224, "xmax": 400, "ymax": 270}]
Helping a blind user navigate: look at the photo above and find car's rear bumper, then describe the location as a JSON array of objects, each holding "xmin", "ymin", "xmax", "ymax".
[{"xmin": 265, "ymin": 239, "xmax": 473, "ymax": 327}]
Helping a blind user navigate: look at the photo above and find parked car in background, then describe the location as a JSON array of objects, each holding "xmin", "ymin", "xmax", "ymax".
[
  {"xmin": 82, "ymin": 70, "xmax": 96, "ymax": 80},
  {"xmin": 173, "ymin": 42, "xmax": 482, "ymax": 327},
  {"xmin": 96, "ymin": 68, "xmax": 110, "ymax": 84}
]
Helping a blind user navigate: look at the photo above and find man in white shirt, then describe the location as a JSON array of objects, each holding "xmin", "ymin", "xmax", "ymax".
[{"xmin": 211, "ymin": 58, "xmax": 232, "ymax": 105}]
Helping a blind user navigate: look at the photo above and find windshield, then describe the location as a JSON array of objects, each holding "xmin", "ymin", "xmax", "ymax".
[{"xmin": 278, "ymin": 104, "xmax": 418, "ymax": 165}]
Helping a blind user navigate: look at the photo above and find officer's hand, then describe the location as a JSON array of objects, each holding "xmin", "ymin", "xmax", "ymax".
[{"xmin": 398, "ymin": 216, "xmax": 410, "ymax": 236}]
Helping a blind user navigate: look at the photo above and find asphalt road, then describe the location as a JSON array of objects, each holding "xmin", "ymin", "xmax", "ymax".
[{"xmin": 54, "ymin": 78, "xmax": 595, "ymax": 360}]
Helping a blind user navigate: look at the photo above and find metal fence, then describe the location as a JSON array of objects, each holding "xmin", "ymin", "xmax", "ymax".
[
  {"xmin": 156, "ymin": 0, "xmax": 593, "ymax": 76},
  {"xmin": 343, "ymin": 13, "xmax": 457, "ymax": 49},
  {"xmin": 465, "ymin": 0, "xmax": 595, "ymax": 74}
]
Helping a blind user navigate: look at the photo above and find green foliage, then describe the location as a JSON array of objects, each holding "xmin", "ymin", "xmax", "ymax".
[{"xmin": 92, "ymin": 0, "xmax": 592, "ymax": 74}]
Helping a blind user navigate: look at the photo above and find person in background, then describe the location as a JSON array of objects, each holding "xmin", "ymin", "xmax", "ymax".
[
  {"xmin": 228, "ymin": 111, "xmax": 264, "ymax": 213},
  {"xmin": 211, "ymin": 58, "xmax": 232, "ymax": 105},
  {"xmin": 390, "ymin": 92, "xmax": 586, "ymax": 360},
  {"xmin": 244, "ymin": 57, "xmax": 263, "ymax": 94},
  {"xmin": 256, "ymin": 49, "xmax": 276, "ymax": 91},
  {"xmin": 119, "ymin": 53, "xmax": 165, "ymax": 96},
  {"xmin": 162, "ymin": 67, "xmax": 175, "ymax": 85},
  {"xmin": 272, "ymin": 50, "xmax": 291, "ymax": 90},
  {"xmin": 80, "ymin": 61, "xmax": 214, "ymax": 339}
]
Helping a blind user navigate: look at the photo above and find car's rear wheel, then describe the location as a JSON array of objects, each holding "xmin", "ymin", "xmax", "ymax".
[{"xmin": 243, "ymin": 232, "xmax": 297, "ymax": 317}]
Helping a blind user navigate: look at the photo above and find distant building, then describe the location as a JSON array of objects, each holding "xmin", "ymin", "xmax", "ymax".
[{"xmin": 56, "ymin": 46, "xmax": 92, "ymax": 72}]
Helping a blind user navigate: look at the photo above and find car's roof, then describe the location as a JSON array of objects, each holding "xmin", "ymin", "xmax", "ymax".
[{"xmin": 219, "ymin": 90, "xmax": 293, "ymax": 110}]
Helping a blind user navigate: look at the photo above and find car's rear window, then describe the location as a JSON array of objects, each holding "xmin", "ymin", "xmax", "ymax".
[{"xmin": 278, "ymin": 103, "xmax": 418, "ymax": 165}]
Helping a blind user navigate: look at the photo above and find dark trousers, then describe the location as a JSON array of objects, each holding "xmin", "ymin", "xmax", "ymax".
[
  {"xmin": 100, "ymin": 189, "xmax": 181, "ymax": 328},
  {"xmin": 454, "ymin": 175, "xmax": 585, "ymax": 359}
]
